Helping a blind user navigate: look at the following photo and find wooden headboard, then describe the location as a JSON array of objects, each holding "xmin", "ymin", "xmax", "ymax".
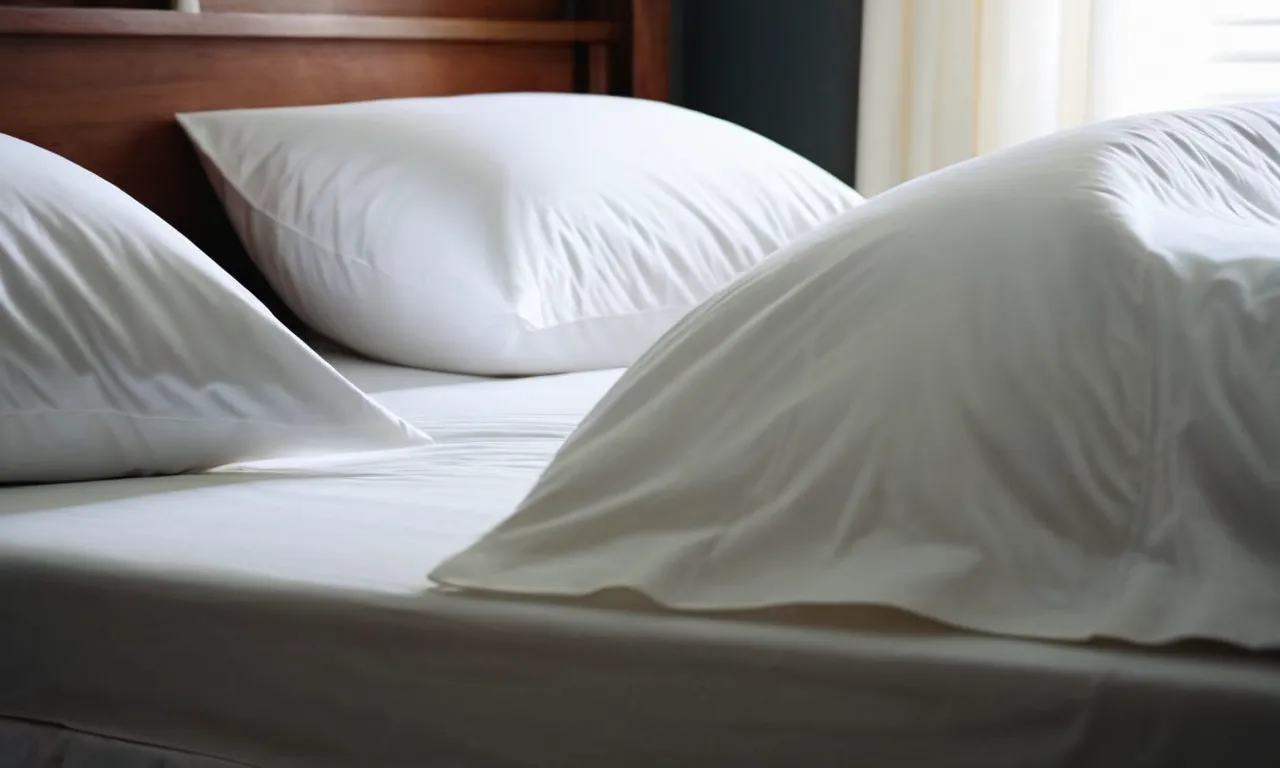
[{"xmin": 0, "ymin": 0, "xmax": 670, "ymax": 324}]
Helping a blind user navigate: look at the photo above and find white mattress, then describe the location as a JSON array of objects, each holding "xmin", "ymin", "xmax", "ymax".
[{"xmin": 1, "ymin": 357, "xmax": 1278, "ymax": 768}]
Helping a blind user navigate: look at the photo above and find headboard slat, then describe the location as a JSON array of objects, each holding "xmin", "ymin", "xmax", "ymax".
[{"xmin": 0, "ymin": 7, "xmax": 619, "ymax": 41}]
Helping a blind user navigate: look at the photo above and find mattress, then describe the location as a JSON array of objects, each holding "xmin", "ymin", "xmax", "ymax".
[{"xmin": 1, "ymin": 356, "xmax": 1279, "ymax": 768}]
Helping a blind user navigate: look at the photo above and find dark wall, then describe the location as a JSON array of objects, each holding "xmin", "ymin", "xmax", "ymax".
[{"xmin": 670, "ymin": 0, "xmax": 863, "ymax": 185}]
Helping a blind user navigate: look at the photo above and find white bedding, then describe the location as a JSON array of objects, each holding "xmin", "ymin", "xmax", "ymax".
[
  {"xmin": 0, "ymin": 362, "xmax": 612, "ymax": 594},
  {"xmin": 1, "ymin": 359, "xmax": 1278, "ymax": 767},
  {"xmin": 430, "ymin": 100, "xmax": 1280, "ymax": 650},
  {"xmin": 179, "ymin": 94, "xmax": 862, "ymax": 376},
  {"xmin": 315, "ymin": 343, "xmax": 487, "ymax": 393}
]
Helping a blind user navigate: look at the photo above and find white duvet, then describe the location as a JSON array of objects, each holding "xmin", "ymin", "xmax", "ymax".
[{"xmin": 432, "ymin": 101, "xmax": 1280, "ymax": 649}]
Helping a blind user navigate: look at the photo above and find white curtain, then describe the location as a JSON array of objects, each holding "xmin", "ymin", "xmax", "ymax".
[{"xmin": 855, "ymin": 0, "xmax": 1213, "ymax": 196}]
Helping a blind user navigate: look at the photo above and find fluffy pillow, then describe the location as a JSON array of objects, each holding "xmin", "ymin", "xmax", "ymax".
[
  {"xmin": 177, "ymin": 93, "xmax": 862, "ymax": 375},
  {"xmin": 431, "ymin": 101, "xmax": 1280, "ymax": 649},
  {"xmin": 0, "ymin": 133, "xmax": 427, "ymax": 485}
]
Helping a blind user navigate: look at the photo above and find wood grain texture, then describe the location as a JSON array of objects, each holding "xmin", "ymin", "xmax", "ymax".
[
  {"xmin": 202, "ymin": 0, "xmax": 565, "ymax": 17},
  {"xmin": 0, "ymin": 1, "xmax": 168, "ymax": 7},
  {"xmin": 574, "ymin": 0, "xmax": 666, "ymax": 99},
  {"xmin": 0, "ymin": 7, "xmax": 617, "ymax": 41},
  {"xmin": 629, "ymin": 0, "xmax": 668, "ymax": 101},
  {"xmin": 0, "ymin": 0, "xmax": 561, "ymax": 12}
]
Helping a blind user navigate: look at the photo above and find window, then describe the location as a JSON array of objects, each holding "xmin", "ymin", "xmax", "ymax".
[{"xmin": 1206, "ymin": 0, "xmax": 1280, "ymax": 103}]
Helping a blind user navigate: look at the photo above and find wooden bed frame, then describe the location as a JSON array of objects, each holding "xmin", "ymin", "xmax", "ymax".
[{"xmin": 0, "ymin": 0, "xmax": 670, "ymax": 323}]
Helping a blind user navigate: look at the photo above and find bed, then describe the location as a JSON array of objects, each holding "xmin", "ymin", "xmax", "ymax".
[
  {"xmin": 2, "ymin": 4, "xmax": 1280, "ymax": 767},
  {"xmin": 3, "ymin": 350, "xmax": 1277, "ymax": 767}
]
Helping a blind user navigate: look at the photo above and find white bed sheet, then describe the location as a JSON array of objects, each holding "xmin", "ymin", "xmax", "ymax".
[
  {"xmin": 316, "ymin": 343, "xmax": 489, "ymax": 392},
  {"xmin": 1, "ymin": 369, "xmax": 1279, "ymax": 768}
]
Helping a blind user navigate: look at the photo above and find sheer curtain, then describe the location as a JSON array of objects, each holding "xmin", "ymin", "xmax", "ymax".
[{"xmin": 855, "ymin": 0, "xmax": 1213, "ymax": 196}]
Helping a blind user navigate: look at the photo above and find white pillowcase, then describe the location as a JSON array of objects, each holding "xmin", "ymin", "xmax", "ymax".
[
  {"xmin": 431, "ymin": 101, "xmax": 1280, "ymax": 649},
  {"xmin": 0, "ymin": 133, "xmax": 428, "ymax": 485},
  {"xmin": 177, "ymin": 93, "xmax": 862, "ymax": 375}
]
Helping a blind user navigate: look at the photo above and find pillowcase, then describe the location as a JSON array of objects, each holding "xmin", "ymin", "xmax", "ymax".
[
  {"xmin": 430, "ymin": 101, "xmax": 1280, "ymax": 649},
  {"xmin": 0, "ymin": 133, "xmax": 428, "ymax": 485},
  {"xmin": 177, "ymin": 93, "xmax": 862, "ymax": 375}
]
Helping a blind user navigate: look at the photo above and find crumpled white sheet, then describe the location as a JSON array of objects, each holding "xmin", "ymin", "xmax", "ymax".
[{"xmin": 432, "ymin": 100, "xmax": 1280, "ymax": 649}]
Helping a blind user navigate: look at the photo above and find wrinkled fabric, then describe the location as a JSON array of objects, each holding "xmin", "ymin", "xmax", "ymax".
[
  {"xmin": 432, "ymin": 101, "xmax": 1280, "ymax": 649},
  {"xmin": 0, "ymin": 134, "xmax": 424, "ymax": 485},
  {"xmin": 179, "ymin": 94, "xmax": 862, "ymax": 376}
]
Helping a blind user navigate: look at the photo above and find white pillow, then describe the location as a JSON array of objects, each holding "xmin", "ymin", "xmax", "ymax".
[
  {"xmin": 431, "ymin": 101, "xmax": 1280, "ymax": 649},
  {"xmin": 0, "ymin": 133, "xmax": 428, "ymax": 485},
  {"xmin": 177, "ymin": 93, "xmax": 862, "ymax": 375}
]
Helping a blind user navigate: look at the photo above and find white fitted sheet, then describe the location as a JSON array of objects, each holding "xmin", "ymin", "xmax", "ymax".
[
  {"xmin": 1, "ymin": 368, "xmax": 1279, "ymax": 768},
  {"xmin": 315, "ymin": 343, "xmax": 489, "ymax": 393}
]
